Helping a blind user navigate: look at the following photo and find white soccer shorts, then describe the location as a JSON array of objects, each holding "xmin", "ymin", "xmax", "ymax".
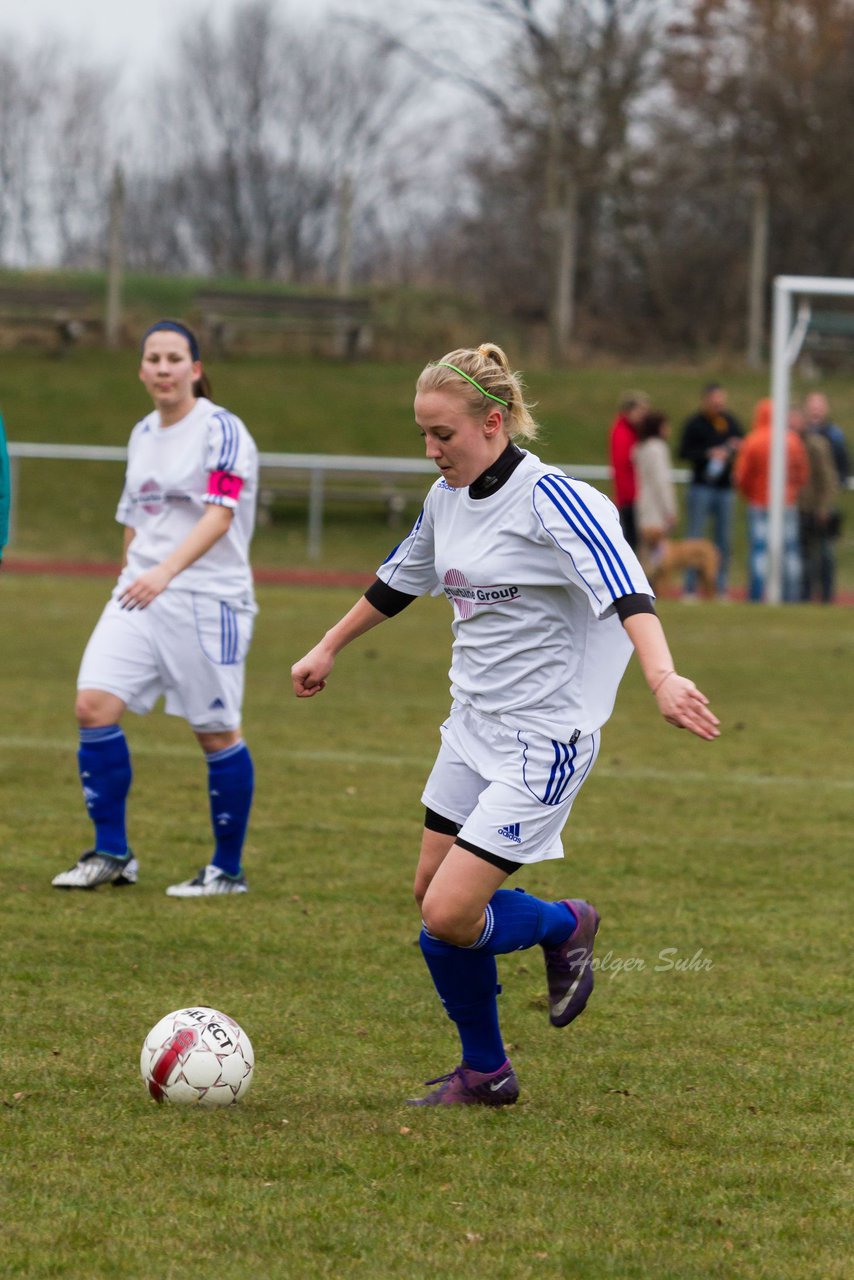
[
  {"xmin": 421, "ymin": 702, "xmax": 601, "ymax": 865},
  {"xmin": 78, "ymin": 588, "xmax": 256, "ymax": 731}
]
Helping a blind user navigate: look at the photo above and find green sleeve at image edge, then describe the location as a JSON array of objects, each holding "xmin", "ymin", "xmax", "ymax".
[{"xmin": 0, "ymin": 412, "xmax": 10, "ymax": 558}]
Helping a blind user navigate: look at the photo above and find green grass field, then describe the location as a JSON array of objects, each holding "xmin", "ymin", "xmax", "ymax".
[{"xmin": 0, "ymin": 577, "xmax": 851, "ymax": 1279}]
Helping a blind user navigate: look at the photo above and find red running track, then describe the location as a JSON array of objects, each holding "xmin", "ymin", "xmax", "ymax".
[{"xmin": 2, "ymin": 557, "xmax": 851, "ymax": 602}]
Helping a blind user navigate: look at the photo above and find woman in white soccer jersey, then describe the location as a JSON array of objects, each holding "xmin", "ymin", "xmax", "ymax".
[
  {"xmin": 292, "ymin": 343, "xmax": 719, "ymax": 1106},
  {"xmin": 53, "ymin": 320, "xmax": 259, "ymax": 897}
]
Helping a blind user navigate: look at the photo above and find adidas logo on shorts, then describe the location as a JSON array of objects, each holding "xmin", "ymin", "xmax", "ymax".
[{"xmin": 497, "ymin": 822, "xmax": 522, "ymax": 844}]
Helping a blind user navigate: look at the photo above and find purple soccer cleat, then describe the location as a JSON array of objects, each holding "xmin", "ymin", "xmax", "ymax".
[
  {"xmin": 407, "ymin": 1060, "xmax": 519, "ymax": 1107},
  {"xmin": 543, "ymin": 899, "xmax": 601, "ymax": 1027}
]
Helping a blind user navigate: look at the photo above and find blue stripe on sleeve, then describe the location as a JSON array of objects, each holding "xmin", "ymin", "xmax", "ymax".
[
  {"xmin": 214, "ymin": 413, "xmax": 238, "ymax": 472},
  {"xmin": 537, "ymin": 475, "xmax": 634, "ymax": 599},
  {"xmin": 381, "ymin": 508, "xmax": 424, "ymax": 583}
]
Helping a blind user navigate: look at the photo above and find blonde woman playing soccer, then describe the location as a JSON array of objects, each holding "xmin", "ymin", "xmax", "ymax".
[{"xmin": 292, "ymin": 344, "xmax": 719, "ymax": 1106}]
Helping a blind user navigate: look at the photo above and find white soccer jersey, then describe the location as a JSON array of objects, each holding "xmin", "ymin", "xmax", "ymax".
[
  {"xmin": 115, "ymin": 396, "xmax": 258, "ymax": 600},
  {"xmin": 377, "ymin": 452, "xmax": 653, "ymax": 739}
]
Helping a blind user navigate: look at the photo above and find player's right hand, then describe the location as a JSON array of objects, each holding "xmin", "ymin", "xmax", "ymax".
[{"xmin": 291, "ymin": 646, "xmax": 334, "ymax": 697}]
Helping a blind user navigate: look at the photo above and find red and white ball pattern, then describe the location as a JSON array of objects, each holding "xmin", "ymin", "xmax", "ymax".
[{"xmin": 140, "ymin": 1006, "xmax": 254, "ymax": 1106}]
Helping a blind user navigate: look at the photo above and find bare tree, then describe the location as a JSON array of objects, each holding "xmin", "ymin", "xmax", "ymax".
[
  {"xmin": 0, "ymin": 36, "xmax": 114, "ymax": 268},
  {"xmin": 0, "ymin": 41, "xmax": 53, "ymax": 264},
  {"xmin": 121, "ymin": 0, "xmax": 430, "ymax": 285},
  {"xmin": 360, "ymin": 0, "xmax": 661, "ymax": 360},
  {"xmin": 659, "ymin": 0, "xmax": 854, "ymax": 358},
  {"xmin": 43, "ymin": 62, "xmax": 115, "ymax": 267}
]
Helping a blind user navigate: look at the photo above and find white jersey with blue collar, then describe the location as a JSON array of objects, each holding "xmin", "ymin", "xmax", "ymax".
[
  {"xmin": 376, "ymin": 451, "xmax": 652, "ymax": 739},
  {"xmin": 115, "ymin": 396, "xmax": 258, "ymax": 601}
]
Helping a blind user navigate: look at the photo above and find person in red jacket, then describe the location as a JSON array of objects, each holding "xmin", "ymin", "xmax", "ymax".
[
  {"xmin": 734, "ymin": 398, "xmax": 808, "ymax": 602},
  {"xmin": 608, "ymin": 391, "xmax": 650, "ymax": 550}
]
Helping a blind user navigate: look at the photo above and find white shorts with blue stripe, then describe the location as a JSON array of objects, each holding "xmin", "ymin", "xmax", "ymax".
[
  {"xmin": 78, "ymin": 587, "xmax": 257, "ymax": 731},
  {"xmin": 421, "ymin": 701, "xmax": 600, "ymax": 866}
]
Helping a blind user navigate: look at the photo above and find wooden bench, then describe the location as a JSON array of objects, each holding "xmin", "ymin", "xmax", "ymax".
[
  {"xmin": 195, "ymin": 290, "xmax": 374, "ymax": 358},
  {"xmin": 0, "ymin": 285, "xmax": 100, "ymax": 352}
]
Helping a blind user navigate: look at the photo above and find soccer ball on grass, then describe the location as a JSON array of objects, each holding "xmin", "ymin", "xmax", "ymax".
[{"xmin": 140, "ymin": 1006, "xmax": 254, "ymax": 1106}]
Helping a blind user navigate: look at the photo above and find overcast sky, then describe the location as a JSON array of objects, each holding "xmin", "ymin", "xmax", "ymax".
[{"xmin": 0, "ymin": 0, "xmax": 362, "ymax": 80}]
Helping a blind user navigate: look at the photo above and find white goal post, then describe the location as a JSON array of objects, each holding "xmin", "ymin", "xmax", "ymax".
[{"xmin": 768, "ymin": 274, "xmax": 854, "ymax": 604}]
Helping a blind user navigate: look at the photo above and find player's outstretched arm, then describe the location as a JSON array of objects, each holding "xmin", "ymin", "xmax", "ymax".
[
  {"xmin": 622, "ymin": 612, "xmax": 720, "ymax": 741},
  {"xmin": 291, "ymin": 596, "xmax": 390, "ymax": 698}
]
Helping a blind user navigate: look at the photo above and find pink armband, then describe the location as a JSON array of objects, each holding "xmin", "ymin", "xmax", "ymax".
[{"xmin": 207, "ymin": 470, "xmax": 244, "ymax": 502}]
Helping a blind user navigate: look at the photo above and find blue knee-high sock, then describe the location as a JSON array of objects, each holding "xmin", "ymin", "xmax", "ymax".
[
  {"xmin": 78, "ymin": 726, "xmax": 132, "ymax": 857},
  {"xmin": 473, "ymin": 888, "xmax": 577, "ymax": 954},
  {"xmin": 417, "ymin": 891, "xmax": 577, "ymax": 1073},
  {"xmin": 419, "ymin": 929, "xmax": 506, "ymax": 1074},
  {"xmin": 206, "ymin": 741, "xmax": 254, "ymax": 877}
]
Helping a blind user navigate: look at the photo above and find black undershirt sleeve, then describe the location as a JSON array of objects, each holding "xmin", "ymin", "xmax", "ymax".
[
  {"xmin": 364, "ymin": 577, "xmax": 417, "ymax": 618},
  {"xmin": 614, "ymin": 592, "xmax": 657, "ymax": 622}
]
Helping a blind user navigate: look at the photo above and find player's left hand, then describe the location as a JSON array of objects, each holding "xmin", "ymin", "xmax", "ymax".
[
  {"xmin": 119, "ymin": 565, "xmax": 174, "ymax": 610},
  {"xmin": 655, "ymin": 673, "xmax": 720, "ymax": 740}
]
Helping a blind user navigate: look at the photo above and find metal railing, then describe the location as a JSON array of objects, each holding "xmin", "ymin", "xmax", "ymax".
[{"xmin": 6, "ymin": 443, "xmax": 691, "ymax": 560}]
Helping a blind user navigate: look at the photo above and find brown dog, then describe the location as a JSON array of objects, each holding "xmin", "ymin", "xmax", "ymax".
[{"xmin": 639, "ymin": 532, "xmax": 720, "ymax": 598}]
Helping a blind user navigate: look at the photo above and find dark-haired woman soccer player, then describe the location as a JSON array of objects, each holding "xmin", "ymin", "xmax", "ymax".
[
  {"xmin": 52, "ymin": 321, "xmax": 259, "ymax": 896},
  {"xmin": 292, "ymin": 344, "xmax": 719, "ymax": 1106}
]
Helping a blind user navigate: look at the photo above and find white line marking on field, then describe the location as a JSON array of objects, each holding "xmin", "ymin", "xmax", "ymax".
[{"xmin": 0, "ymin": 735, "xmax": 852, "ymax": 790}]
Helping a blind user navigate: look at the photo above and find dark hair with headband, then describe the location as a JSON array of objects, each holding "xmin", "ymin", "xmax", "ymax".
[
  {"xmin": 140, "ymin": 320, "xmax": 212, "ymax": 399},
  {"xmin": 416, "ymin": 343, "xmax": 539, "ymax": 442}
]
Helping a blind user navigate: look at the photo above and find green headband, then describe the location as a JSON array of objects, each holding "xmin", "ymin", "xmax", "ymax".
[{"xmin": 433, "ymin": 361, "xmax": 509, "ymax": 407}]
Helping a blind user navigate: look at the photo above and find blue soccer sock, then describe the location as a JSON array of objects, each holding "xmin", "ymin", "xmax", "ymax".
[
  {"xmin": 417, "ymin": 892, "xmax": 577, "ymax": 1072},
  {"xmin": 77, "ymin": 725, "xmax": 132, "ymax": 857},
  {"xmin": 206, "ymin": 741, "xmax": 254, "ymax": 877},
  {"xmin": 419, "ymin": 929, "xmax": 506, "ymax": 1074},
  {"xmin": 471, "ymin": 888, "xmax": 577, "ymax": 954}
]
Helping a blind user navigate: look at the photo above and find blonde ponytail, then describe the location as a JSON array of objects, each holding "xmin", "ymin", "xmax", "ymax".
[{"xmin": 417, "ymin": 343, "xmax": 540, "ymax": 442}]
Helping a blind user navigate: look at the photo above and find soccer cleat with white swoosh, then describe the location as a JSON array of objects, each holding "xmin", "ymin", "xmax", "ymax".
[
  {"xmin": 407, "ymin": 1060, "xmax": 519, "ymax": 1107},
  {"xmin": 543, "ymin": 899, "xmax": 600, "ymax": 1027}
]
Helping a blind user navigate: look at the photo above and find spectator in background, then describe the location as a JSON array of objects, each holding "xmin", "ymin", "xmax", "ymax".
[
  {"xmin": 803, "ymin": 392, "xmax": 848, "ymax": 602},
  {"xmin": 734, "ymin": 398, "xmax": 808, "ymax": 602},
  {"xmin": 608, "ymin": 391, "xmax": 649, "ymax": 550},
  {"xmin": 0, "ymin": 409, "xmax": 9, "ymax": 568},
  {"xmin": 678, "ymin": 382, "xmax": 744, "ymax": 600},
  {"xmin": 794, "ymin": 407, "xmax": 840, "ymax": 603},
  {"xmin": 803, "ymin": 392, "xmax": 850, "ymax": 488},
  {"xmin": 635, "ymin": 411, "xmax": 719, "ymax": 598}
]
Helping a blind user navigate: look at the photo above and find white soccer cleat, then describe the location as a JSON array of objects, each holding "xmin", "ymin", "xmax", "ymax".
[
  {"xmin": 52, "ymin": 850, "xmax": 138, "ymax": 890},
  {"xmin": 165, "ymin": 864, "xmax": 248, "ymax": 898}
]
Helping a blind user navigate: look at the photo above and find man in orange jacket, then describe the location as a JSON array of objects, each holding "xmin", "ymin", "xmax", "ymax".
[{"xmin": 735, "ymin": 399, "xmax": 808, "ymax": 602}]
